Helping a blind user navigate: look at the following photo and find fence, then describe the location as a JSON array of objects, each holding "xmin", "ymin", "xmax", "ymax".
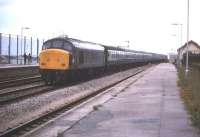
[{"xmin": 0, "ymin": 33, "xmax": 45, "ymax": 65}]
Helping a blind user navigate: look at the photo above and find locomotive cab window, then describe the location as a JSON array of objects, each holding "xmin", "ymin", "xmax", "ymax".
[
  {"xmin": 64, "ymin": 42, "xmax": 73, "ymax": 51},
  {"xmin": 52, "ymin": 41, "xmax": 63, "ymax": 49},
  {"xmin": 42, "ymin": 40, "xmax": 72, "ymax": 52},
  {"xmin": 42, "ymin": 42, "xmax": 51, "ymax": 50}
]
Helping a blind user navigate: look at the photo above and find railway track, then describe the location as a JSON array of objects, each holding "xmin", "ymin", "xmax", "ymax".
[
  {"xmin": 0, "ymin": 71, "xmax": 107, "ymax": 104},
  {"xmin": 0, "ymin": 83, "xmax": 54, "ymax": 104},
  {"xmin": 0, "ymin": 67, "xmax": 146, "ymax": 137},
  {"xmin": 0, "ymin": 75, "xmax": 42, "ymax": 89}
]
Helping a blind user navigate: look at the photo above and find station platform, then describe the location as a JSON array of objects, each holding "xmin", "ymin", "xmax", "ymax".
[
  {"xmin": 0, "ymin": 64, "xmax": 39, "ymax": 80},
  {"xmin": 0, "ymin": 64, "xmax": 38, "ymax": 69},
  {"xmin": 61, "ymin": 63, "xmax": 199, "ymax": 137}
]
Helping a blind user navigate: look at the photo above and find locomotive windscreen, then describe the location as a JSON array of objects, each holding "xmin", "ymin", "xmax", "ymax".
[{"xmin": 42, "ymin": 40, "xmax": 73, "ymax": 51}]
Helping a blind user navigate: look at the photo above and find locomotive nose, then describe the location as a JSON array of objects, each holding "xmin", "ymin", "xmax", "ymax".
[{"xmin": 39, "ymin": 49, "xmax": 70, "ymax": 70}]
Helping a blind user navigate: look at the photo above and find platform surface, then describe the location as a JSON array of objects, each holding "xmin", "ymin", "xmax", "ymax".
[
  {"xmin": 0, "ymin": 64, "xmax": 38, "ymax": 69},
  {"xmin": 62, "ymin": 63, "xmax": 199, "ymax": 137}
]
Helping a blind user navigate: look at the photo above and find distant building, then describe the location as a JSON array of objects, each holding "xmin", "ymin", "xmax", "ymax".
[{"xmin": 177, "ymin": 40, "xmax": 200, "ymax": 63}]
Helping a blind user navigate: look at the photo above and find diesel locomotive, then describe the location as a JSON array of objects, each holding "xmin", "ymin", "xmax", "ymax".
[{"xmin": 39, "ymin": 36, "xmax": 167, "ymax": 84}]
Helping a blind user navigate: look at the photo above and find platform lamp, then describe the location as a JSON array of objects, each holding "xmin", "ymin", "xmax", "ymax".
[
  {"xmin": 185, "ymin": 0, "xmax": 190, "ymax": 79},
  {"xmin": 20, "ymin": 27, "xmax": 30, "ymax": 64},
  {"xmin": 171, "ymin": 23, "xmax": 183, "ymax": 66}
]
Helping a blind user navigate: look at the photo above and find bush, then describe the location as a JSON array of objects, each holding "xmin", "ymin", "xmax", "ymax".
[{"xmin": 178, "ymin": 65, "xmax": 200, "ymax": 129}]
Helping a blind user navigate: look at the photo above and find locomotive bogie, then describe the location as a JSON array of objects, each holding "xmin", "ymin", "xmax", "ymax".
[{"xmin": 40, "ymin": 70, "xmax": 67, "ymax": 84}]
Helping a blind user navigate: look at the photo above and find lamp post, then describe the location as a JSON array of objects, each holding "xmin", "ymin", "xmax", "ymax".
[
  {"xmin": 185, "ymin": 0, "xmax": 190, "ymax": 79},
  {"xmin": 171, "ymin": 34, "xmax": 177, "ymax": 51},
  {"xmin": 171, "ymin": 23, "xmax": 182, "ymax": 47},
  {"xmin": 20, "ymin": 27, "xmax": 30, "ymax": 64},
  {"xmin": 171, "ymin": 23, "xmax": 183, "ymax": 66}
]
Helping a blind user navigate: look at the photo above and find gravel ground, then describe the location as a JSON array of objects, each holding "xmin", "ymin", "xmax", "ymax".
[{"xmin": 0, "ymin": 65, "xmax": 150, "ymax": 133}]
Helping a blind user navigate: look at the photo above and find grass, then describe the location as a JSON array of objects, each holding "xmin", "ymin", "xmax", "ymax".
[{"xmin": 177, "ymin": 65, "xmax": 200, "ymax": 129}]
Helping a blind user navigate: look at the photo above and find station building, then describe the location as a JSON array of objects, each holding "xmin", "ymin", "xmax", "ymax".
[{"xmin": 177, "ymin": 40, "xmax": 200, "ymax": 64}]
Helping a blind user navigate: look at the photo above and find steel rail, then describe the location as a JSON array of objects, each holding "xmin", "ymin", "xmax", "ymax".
[{"xmin": 0, "ymin": 75, "xmax": 42, "ymax": 89}]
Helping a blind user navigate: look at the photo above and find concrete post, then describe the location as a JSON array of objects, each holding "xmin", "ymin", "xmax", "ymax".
[
  {"xmin": 31, "ymin": 37, "xmax": 32, "ymax": 56},
  {"xmin": 0, "ymin": 33, "xmax": 1, "ymax": 55},
  {"xmin": 8, "ymin": 34, "xmax": 11, "ymax": 64},
  {"xmin": 24, "ymin": 36, "xmax": 26, "ymax": 54},
  {"xmin": 17, "ymin": 35, "xmax": 19, "ymax": 64},
  {"xmin": 37, "ymin": 38, "xmax": 39, "ymax": 63}
]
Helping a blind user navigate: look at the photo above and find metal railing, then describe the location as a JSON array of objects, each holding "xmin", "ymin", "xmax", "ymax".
[{"xmin": 0, "ymin": 33, "xmax": 45, "ymax": 65}]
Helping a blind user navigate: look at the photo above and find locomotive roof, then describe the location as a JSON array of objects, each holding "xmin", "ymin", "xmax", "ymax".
[
  {"xmin": 68, "ymin": 38, "xmax": 104, "ymax": 51},
  {"xmin": 102, "ymin": 45, "xmax": 152, "ymax": 54},
  {"xmin": 102, "ymin": 45, "xmax": 126, "ymax": 51},
  {"xmin": 45, "ymin": 37, "xmax": 104, "ymax": 51}
]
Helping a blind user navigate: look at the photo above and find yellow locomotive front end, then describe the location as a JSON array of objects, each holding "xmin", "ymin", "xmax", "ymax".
[
  {"xmin": 39, "ymin": 38, "xmax": 73, "ymax": 84},
  {"xmin": 39, "ymin": 49, "xmax": 70, "ymax": 70}
]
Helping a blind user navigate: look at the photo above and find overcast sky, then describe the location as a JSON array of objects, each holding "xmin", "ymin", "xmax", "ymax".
[{"xmin": 0, "ymin": 0, "xmax": 199, "ymax": 54}]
